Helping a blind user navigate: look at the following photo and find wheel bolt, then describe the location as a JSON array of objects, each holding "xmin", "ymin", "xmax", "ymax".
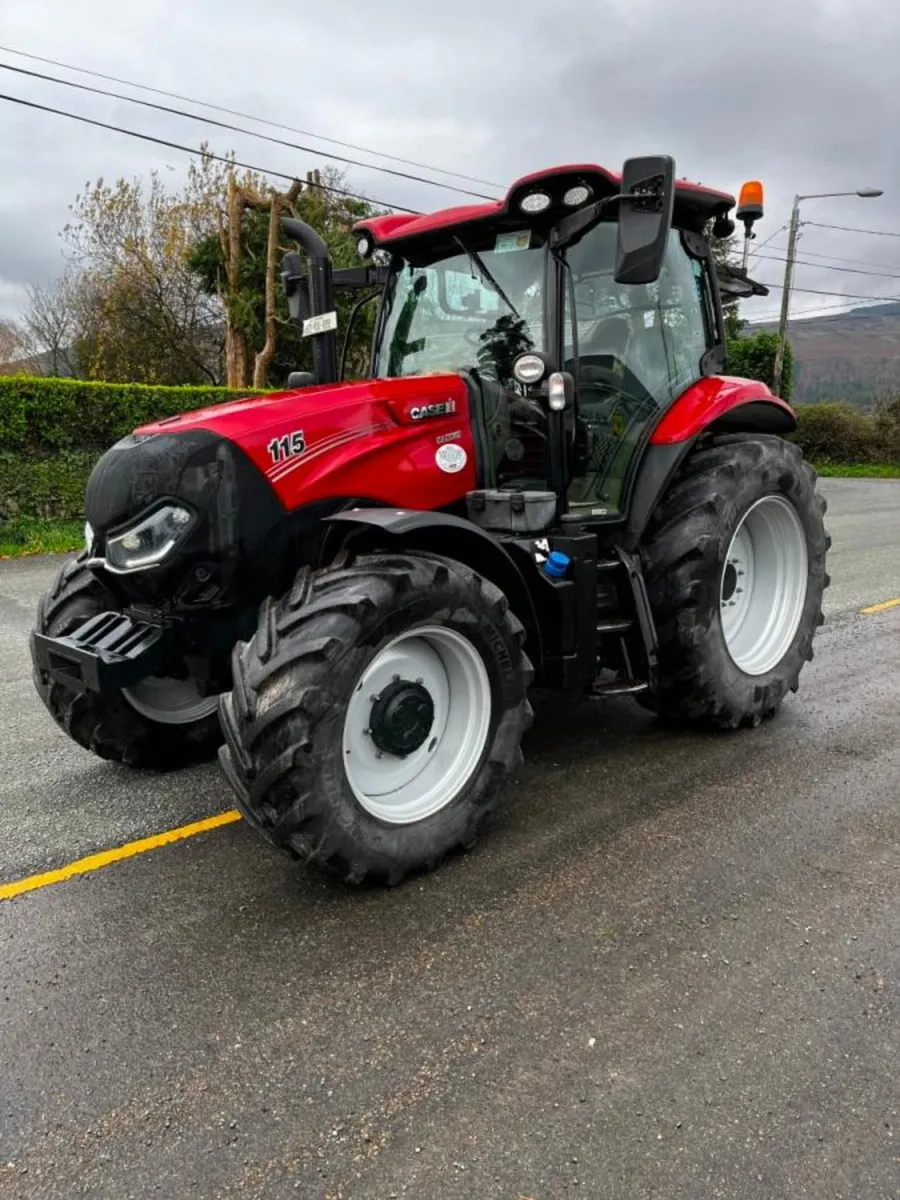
[
  {"xmin": 363, "ymin": 727, "xmax": 371, "ymax": 736},
  {"xmin": 415, "ymin": 677, "xmax": 423, "ymax": 685},
  {"xmin": 392, "ymin": 674, "xmax": 400, "ymax": 682},
  {"xmin": 376, "ymin": 750, "xmax": 384, "ymax": 759}
]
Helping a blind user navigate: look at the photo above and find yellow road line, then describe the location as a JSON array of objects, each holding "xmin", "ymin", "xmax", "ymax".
[
  {"xmin": 861, "ymin": 596, "xmax": 900, "ymax": 615},
  {"xmin": 0, "ymin": 810, "xmax": 242, "ymax": 902}
]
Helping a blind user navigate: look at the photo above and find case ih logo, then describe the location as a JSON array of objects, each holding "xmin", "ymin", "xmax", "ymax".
[{"xmin": 409, "ymin": 399, "xmax": 457, "ymax": 420}]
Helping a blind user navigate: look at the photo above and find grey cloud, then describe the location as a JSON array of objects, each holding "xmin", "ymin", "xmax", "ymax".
[{"xmin": 2, "ymin": 0, "xmax": 900, "ymax": 325}]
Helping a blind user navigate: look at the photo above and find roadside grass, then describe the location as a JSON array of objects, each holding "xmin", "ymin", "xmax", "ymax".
[
  {"xmin": 812, "ymin": 462, "xmax": 900, "ymax": 479},
  {"xmin": 0, "ymin": 518, "xmax": 83, "ymax": 559}
]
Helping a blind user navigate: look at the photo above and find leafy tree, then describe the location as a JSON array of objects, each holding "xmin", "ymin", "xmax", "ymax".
[
  {"xmin": 188, "ymin": 166, "xmax": 381, "ymax": 388},
  {"xmin": 62, "ymin": 152, "xmax": 235, "ymax": 385},
  {"xmin": 726, "ymin": 329, "xmax": 793, "ymax": 399}
]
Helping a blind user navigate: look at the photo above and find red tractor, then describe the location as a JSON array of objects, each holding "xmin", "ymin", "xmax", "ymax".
[{"xmin": 31, "ymin": 157, "xmax": 829, "ymax": 884}]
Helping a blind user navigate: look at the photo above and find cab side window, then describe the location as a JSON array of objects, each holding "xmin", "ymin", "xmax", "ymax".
[{"xmin": 564, "ymin": 226, "xmax": 712, "ymax": 516}]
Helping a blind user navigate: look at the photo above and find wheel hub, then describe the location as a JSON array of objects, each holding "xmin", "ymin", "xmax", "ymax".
[
  {"xmin": 721, "ymin": 562, "xmax": 738, "ymax": 603},
  {"xmin": 369, "ymin": 679, "xmax": 435, "ymax": 757}
]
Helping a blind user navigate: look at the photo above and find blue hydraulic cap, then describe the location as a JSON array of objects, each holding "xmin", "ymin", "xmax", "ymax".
[{"xmin": 542, "ymin": 550, "xmax": 571, "ymax": 579}]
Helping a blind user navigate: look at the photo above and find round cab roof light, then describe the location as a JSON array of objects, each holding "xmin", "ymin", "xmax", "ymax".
[
  {"xmin": 563, "ymin": 184, "xmax": 592, "ymax": 207},
  {"xmin": 519, "ymin": 191, "xmax": 552, "ymax": 215}
]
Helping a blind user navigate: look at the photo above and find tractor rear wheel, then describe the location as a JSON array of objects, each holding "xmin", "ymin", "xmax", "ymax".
[
  {"xmin": 218, "ymin": 552, "xmax": 533, "ymax": 886},
  {"xmin": 32, "ymin": 553, "xmax": 222, "ymax": 769},
  {"xmin": 640, "ymin": 434, "xmax": 829, "ymax": 728}
]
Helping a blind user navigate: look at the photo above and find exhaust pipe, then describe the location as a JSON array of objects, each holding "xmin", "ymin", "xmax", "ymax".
[{"xmin": 280, "ymin": 217, "xmax": 337, "ymax": 385}]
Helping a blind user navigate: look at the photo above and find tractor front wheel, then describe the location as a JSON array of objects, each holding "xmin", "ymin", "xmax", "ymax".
[
  {"xmin": 641, "ymin": 434, "xmax": 830, "ymax": 728},
  {"xmin": 32, "ymin": 553, "xmax": 222, "ymax": 769},
  {"xmin": 219, "ymin": 553, "xmax": 533, "ymax": 885}
]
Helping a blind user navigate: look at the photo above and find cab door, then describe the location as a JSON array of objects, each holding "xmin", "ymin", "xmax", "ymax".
[{"xmin": 563, "ymin": 224, "xmax": 713, "ymax": 518}]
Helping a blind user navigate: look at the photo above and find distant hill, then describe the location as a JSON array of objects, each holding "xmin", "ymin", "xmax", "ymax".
[{"xmin": 750, "ymin": 302, "xmax": 900, "ymax": 408}]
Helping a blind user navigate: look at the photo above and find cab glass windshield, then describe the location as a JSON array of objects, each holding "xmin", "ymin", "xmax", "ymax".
[{"xmin": 373, "ymin": 233, "xmax": 545, "ymax": 387}]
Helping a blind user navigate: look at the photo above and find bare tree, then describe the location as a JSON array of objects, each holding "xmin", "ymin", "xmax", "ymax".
[{"xmin": 22, "ymin": 278, "xmax": 79, "ymax": 376}]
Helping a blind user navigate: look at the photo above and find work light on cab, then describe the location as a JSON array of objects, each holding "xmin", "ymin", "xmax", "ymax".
[
  {"xmin": 519, "ymin": 191, "xmax": 552, "ymax": 214},
  {"xmin": 563, "ymin": 184, "xmax": 592, "ymax": 207}
]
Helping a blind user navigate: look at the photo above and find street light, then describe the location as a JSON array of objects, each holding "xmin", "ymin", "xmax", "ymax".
[{"xmin": 772, "ymin": 187, "xmax": 884, "ymax": 396}]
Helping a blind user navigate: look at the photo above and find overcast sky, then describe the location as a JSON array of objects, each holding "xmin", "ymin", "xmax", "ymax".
[{"xmin": 2, "ymin": 0, "xmax": 900, "ymax": 327}]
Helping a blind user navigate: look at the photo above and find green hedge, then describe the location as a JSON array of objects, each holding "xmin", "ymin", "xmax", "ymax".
[
  {"xmin": 0, "ymin": 375, "xmax": 263, "ymax": 454},
  {"xmin": 0, "ymin": 375, "xmax": 265, "ymax": 522},
  {"xmin": 2, "ymin": 376, "xmax": 898, "ymax": 526}
]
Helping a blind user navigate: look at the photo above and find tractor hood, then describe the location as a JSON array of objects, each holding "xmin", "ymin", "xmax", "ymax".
[
  {"xmin": 82, "ymin": 372, "xmax": 475, "ymax": 606},
  {"xmin": 132, "ymin": 374, "xmax": 467, "ymax": 442}
]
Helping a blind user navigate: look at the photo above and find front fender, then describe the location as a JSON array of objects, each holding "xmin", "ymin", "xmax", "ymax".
[{"xmin": 324, "ymin": 508, "xmax": 543, "ymax": 672}]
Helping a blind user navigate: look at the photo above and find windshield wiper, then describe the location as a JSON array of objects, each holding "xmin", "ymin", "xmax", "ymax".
[{"xmin": 453, "ymin": 236, "xmax": 522, "ymax": 319}]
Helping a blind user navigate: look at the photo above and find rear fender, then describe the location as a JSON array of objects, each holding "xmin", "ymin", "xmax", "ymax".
[
  {"xmin": 625, "ymin": 377, "xmax": 797, "ymax": 548},
  {"xmin": 324, "ymin": 508, "xmax": 544, "ymax": 672}
]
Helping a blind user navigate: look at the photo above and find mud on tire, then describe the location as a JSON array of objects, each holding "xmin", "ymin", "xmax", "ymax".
[
  {"xmin": 31, "ymin": 553, "xmax": 222, "ymax": 769},
  {"xmin": 218, "ymin": 552, "xmax": 534, "ymax": 886},
  {"xmin": 640, "ymin": 434, "xmax": 830, "ymax": 729}
]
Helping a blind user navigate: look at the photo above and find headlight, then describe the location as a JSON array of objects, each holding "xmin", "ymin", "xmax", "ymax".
[{"xmin": 105, "ymin": 504, "xmax": 193, "ymax": 573}]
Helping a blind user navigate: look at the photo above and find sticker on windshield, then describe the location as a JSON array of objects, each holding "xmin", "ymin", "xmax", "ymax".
[
  {"xmin": 435, "ymin": 443, "xmax": 468, "ymax": 474},
  {"xmin": 494, "ymin": 231, "xmax": 531, "ymax": 253}
]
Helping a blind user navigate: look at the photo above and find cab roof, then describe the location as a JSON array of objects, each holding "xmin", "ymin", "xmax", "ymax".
[{"xmin": 354, "ymin": 163, "xmax": 735, "ymax": 251}]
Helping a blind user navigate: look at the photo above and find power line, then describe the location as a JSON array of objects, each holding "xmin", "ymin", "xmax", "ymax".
[
  {"xmin": 750, "ymin": 250, "xmax": 900, "ymax": 281},
  {"xmin": 0, "ymin": 42, "xmax": 502, "ymax": 191},
  {"xmin": 747, "ymin": 224, "xmax": 788, "ymax": 255},
  {"xmin": 804, "ymin": 220, "xmax": 900, "ymax": 239},
  {"xmin": 750, "ymin": 297, "xmax": 899, "ymax": 320},
  {"xmin": 789, "ymin": 245, "xmax": 900, "ymax": 271},
  {"xmin": 756, "ymin": 279, "xmax": 900, "ymax": 303},
  {"xmin": 0, "ymin": 61, "xmax": 496, "ymax": 202},
  {"xmin": 0, "ymin": 92, "xmax": 421, "ymax": 214}
]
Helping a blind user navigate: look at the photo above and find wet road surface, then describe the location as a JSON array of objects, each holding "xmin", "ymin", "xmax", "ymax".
[{"xmin": 0, "ymin": 478, "xmax": 898, "ymax": 1199}]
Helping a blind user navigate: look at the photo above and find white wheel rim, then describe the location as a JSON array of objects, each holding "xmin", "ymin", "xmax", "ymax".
[
  {"xmin": 123, "ymin": 677, "xmax": 219, "ymax": 726},
  {"xmin": 341, "ymin": 625, "xmax": 492, "ymax": 825},
  {"xmin": 720, "ymin": 494, "xmax": 809, "ymax": 676}
]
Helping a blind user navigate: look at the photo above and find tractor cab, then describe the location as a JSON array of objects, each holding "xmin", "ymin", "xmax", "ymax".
[{"xmin": 282, "ymin": 158, "xmax": 766, "ymax": 522}]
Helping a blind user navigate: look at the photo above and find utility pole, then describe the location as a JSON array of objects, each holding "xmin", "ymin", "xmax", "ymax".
[
  {"xmin": 771, "ymin": 186, "xmax": 884, "ymax": 398},
  {"xmin": 772, "ymin": 195, "xmax": 801, "ymax": 398}
]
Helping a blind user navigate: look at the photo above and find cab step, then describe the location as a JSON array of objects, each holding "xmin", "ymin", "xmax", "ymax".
[
  {"xmin": 590, "ymin": 678, "xmax": 650, "ymax": 698},
  {"xmin": 596, "ymin": 618, "xmax": 633, "ymax": 634}
]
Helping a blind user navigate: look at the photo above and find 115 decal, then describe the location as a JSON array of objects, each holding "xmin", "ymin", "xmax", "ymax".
[{"xmin": 267, "ymin": 430, "xmax": 306, "ymax": 464}]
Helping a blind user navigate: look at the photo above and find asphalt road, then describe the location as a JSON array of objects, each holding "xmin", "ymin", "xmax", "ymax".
[{"xmin": 0, "ymin": 478, "xmax": 898, "ymax": 1200}]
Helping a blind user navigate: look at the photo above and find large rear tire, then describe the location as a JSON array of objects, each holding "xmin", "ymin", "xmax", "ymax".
[
  {"xmin": 218, "ymin": 552, "xmax": 534, "ymax": 886},
  {"xmin": 640, "ymin": 435, "xmax": 830, "ymax": 728},
  {"xmin": 32, "ymin": 553, "xmax": 222, "ymax": 769}
]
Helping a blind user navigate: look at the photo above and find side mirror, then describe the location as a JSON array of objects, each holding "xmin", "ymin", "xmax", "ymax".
[{"xmin": 614, "ymin": 155, "xmax": 675, "ymax": 285}]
